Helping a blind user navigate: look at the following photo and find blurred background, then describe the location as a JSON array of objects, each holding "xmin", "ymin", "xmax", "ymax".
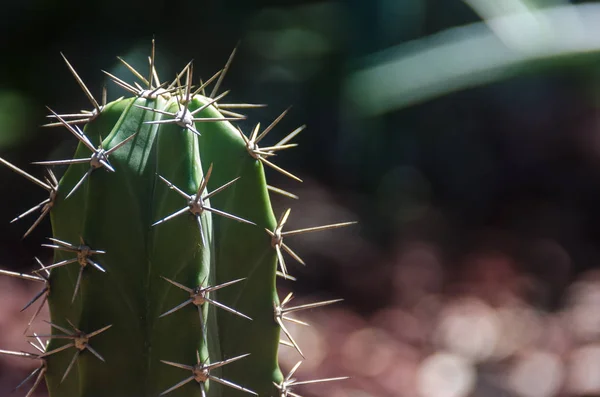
[{"xmin": 3, "ymin": 0, "xmax": 600, "ymax": 396}]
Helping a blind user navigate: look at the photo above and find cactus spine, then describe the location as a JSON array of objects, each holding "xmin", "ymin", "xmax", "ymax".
[{"xmin": 0, "ymin": 41, "xmax": 355, "ymax": 397}]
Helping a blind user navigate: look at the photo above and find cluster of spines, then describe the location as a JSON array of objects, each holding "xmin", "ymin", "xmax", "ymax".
[{"xmin": 0, "ymin": 40, "xmax": 355, "ymax": 397}]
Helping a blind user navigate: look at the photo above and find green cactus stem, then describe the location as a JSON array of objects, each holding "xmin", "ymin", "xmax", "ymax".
[{"xmin": 0, "ymin": 40, "xmax": 356, "ymax": 397}]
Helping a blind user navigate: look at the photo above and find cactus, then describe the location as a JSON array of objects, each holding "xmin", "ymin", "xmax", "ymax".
[{"xmin": 0, "ymin": 41, "xmax": 356, "ymax": 397}]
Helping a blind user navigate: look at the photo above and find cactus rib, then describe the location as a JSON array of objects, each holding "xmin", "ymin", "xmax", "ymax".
[
  {"xmin": 39, "ymin": 237, "xmax": 106, "ymax": 302},
  {"xmin": 36, "ymin": 322, "xmax": 113, "ymax": 383},
  {"xmin": 160, "ymin": 353, "xmax": 257, "ymax": 397},
  {"xmin": 236, "ymin": 119, "xmax": 304, "ymax": 183}
]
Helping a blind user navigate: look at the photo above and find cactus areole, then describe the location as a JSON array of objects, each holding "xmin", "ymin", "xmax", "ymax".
[{"xmin": 0, "ymin": 41, "xmax": 356, "ymax": 397}]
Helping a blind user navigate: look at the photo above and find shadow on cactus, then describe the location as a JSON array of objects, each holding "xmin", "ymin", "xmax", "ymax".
[{"xmin": 0, "ymin": 40, "xmax": 356, "ymax": 397}]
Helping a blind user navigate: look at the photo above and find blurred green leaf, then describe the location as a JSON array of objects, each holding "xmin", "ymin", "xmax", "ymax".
[{"xmin": 344, "ymin": 3, "xmax": 600, "ymax": 115}]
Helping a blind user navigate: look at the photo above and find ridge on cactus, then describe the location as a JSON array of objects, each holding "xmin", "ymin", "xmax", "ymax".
[{"xmin": 0, "ymin": 39, "xmax": 357, "ymax": 397}]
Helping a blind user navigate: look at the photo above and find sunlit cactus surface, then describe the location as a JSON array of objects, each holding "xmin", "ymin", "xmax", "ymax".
[{"xmin": 0, "ymin": 40, "xmax": 356, "ymax": 397}]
